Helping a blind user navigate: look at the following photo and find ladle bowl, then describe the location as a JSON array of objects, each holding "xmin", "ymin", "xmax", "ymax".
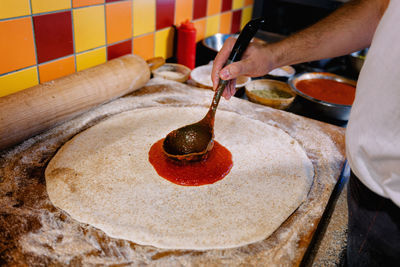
[
  {"xmin": 163, "ymin": 122, "xmax": 214, "ymax": 162},
  {"xmin": 162, "ymin": 79, "xmax": 228, "ymax": 162}
]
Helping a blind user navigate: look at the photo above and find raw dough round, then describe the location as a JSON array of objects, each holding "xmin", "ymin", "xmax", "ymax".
[{"xmin": 45, "ymin": 107, "xmax": 313, "ymax": 250}]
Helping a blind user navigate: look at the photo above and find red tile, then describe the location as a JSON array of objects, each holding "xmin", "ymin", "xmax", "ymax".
[
  {"xmin": 156, "ymin": 0, "xmax": 175, "ymax": 30},
  {"xmin": 222, "ymin": 0, "xmax": 232, "ymax": 12},
  {"xmin": 231, "ymin": 9, "xmax": 242, "ymax": 33},
  {"xmin": 107, "ymin": 39, "xmax": 132, "ymax": 60},
  {"xmin": 193, "ymin": 0, "xmax": 207, "ymax": 20},
  {"xmin": 33, "ymin": 11, "xmax": 73, "ymax": 64}
]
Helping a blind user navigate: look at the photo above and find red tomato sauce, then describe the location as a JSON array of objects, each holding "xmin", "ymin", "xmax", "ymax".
[
  {"xmin": 295, "ymin": 78, "xmax": 356, "ymax": 105},
  {"xmin": 148, "ymin": 138, "xmax": 233, "ymax": 186}
]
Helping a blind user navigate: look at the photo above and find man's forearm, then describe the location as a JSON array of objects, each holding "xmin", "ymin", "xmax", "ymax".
[{"xmin": 269, "ymin": 0, "xmax": 389, "ymax": 68}]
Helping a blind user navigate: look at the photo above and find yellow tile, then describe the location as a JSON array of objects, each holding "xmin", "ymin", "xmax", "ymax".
[
  {"xmin": 155, "ymin": 27, "xmax": 174, "ymax": 59},
  {"xmin": 76, "ymin": 47, "xmax": 106, "ymax": 71},
  {"xmin": 0, "ymin": 67, "xmax": 38, "ymax": 97},
  {"xmin": 241, "ymin": 6, "xmax": 253, "ymax": 30},
  {"xmin": 0, "ymin": 0, "xmax": 30, "ymax": 19},
  {"xmin": 73, "ymin": 6, "xmax": 106, "ymax": 53},
  {"xmin": 31, "ymin": 0, "xmax": 71, "ymax": 14},
  {"xmin": 232, "ymin": 0, "xmax": 244, "ymax": 10},
  {"xmin": 133, "ymin": 0, "xmax": 155, "ymax": 37},
  {"xmin": 206, "ymin": 15, "xmax": 220, "ymax": 38}
]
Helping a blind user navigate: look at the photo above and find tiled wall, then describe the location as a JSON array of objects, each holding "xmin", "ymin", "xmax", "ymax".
[{"xmin": 0, "ymin": 0, "xmax": 254, "ymax": 97}]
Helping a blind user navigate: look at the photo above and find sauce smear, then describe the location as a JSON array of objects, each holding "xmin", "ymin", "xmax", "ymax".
[
  {"xmin": 295, "ymin": 78, "xmax": 356, "ymax": 105},
  {"xmin": 149, "ymin": 138, "xmax": 233, "ymax": 186}
]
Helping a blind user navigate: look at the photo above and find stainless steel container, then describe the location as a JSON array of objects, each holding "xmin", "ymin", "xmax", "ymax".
[
  {"xmin": 349, "ymin": 48, "xmax": 368, "ymax": 74},
  {"xmin": 288, "ymin": 72, "xmax": 356, "ymax": 121},
  {"xmin": 202, "ymin": 33, "xmax": 236, "ymax": 52}
]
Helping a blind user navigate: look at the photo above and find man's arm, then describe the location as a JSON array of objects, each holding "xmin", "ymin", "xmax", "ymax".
[{"xmin": 212, "ymin": 0, "xmax": 389, "ymax": 99}]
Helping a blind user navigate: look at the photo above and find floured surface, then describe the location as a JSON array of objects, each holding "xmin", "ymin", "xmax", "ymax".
[
  {"xmin": 45, "ymin": 107, "xmax": 313, "ymax": 250},
  {"xmin": 0, "ymin": 78, "xmax": 345, "ymax": 266}
]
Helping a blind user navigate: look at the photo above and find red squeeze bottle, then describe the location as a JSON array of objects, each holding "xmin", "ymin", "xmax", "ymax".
[{"xmin": 177, "ymin": 20, "xmax": 197, "ymax": 69}]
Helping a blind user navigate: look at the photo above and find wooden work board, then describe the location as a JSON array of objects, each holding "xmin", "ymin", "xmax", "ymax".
[{"xmin": 0, "ymin": 78, "xmax": 346, "ymax": 266}]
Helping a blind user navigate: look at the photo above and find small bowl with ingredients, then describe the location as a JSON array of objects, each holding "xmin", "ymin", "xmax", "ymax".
[
  {"xmin": 245, "ymin": 79, "xmax": 296, "ymax": 110},
  {"xmin": 288, "ymin": 72, "xmax": 357, "ymax": 121},
  {"xmin": 191, "ymin": 64, "xmax": 250, "ymax": 90},
  {"xmin": 152, "ymin": 63, "xmax": 191, "ymax": 83},
  {"xmin": 266, "ymin": 65, "xmax": 296, "ymax": 81}
]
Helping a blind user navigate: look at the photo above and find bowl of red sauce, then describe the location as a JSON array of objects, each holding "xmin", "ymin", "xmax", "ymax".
[{"xmin": 288, "ymin": 72, "xmax": 357, "ymax": 121}]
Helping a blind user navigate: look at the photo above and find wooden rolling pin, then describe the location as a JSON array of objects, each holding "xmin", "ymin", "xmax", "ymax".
[{"xmin": 0, "ymin": 54, "xmax": 152, "ymax": 151}]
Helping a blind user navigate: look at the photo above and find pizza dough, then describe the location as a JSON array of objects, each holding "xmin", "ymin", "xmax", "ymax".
[{"xmin": 45, "ymin": 106, "xmax": 314, "ymax": 250}]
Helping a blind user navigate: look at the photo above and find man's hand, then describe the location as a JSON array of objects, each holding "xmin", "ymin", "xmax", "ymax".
[{"xmin": 211, "ymin": 37, "xmax": 275, "ymax": 100}]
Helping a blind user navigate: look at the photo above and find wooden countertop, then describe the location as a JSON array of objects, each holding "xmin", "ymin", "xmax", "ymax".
[{"xmin": 0, "ymin": 78, "xmax": 346, "ymax": 266}]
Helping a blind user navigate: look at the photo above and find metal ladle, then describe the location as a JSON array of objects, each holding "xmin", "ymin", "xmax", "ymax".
[{"xmin": 162, "ymin": 18, "xmax": 265, "ymax": 162}]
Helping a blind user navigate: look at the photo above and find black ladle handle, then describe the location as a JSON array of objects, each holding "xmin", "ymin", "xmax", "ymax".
[
  {"xmin": 228, "ymin": 17, "xmax": 265, "ymax": 63},
  {"xmin": 207, "ymin": 17, "xmax": 265, "ymax": 120}
]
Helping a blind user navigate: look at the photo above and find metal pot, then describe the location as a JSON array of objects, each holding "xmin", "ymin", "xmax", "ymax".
[
  {"xmin": 197, "ymin": 34, "xmax": 236, "ymax": 66},
  {"xmin": 288, "ymin": 72, "xmax": 356, "ymax": 121},
  {"xmin": 348, "ymin": 48, "xmax": 368, "ymax": 73}
]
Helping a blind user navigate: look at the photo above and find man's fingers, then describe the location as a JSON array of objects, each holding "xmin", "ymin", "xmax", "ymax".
[
  {"xmin": 222, "ymin": 88, "xmax": 230, "ymax": 100},
  {"xmin": 219, "ymin": 59, "xmax": 252, "ymax": 80},
  {"xmin": 230, "ymin": 80, "xmax": 237, "ymax": 97},
  {"xmin": 212, "ymin": 37, "xmax": 237, "ymax": 90},
  {"xmin": 222, "ymin": 79, "xmax": 236, "ymax": 100}
]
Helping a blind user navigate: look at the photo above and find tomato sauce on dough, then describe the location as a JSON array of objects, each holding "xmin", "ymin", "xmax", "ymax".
[
  {"xmin": 295, "ymin": 78, "xmax": 356, "ymax": 105},
  {"xmin": 149, "ymin": 138, "xmax": 233, "ymax": 186}
]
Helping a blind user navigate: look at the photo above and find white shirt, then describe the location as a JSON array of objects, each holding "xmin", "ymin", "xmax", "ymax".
[{"xmin": 346, "ymin": 0, "xmax": 400, "ymax": 206}]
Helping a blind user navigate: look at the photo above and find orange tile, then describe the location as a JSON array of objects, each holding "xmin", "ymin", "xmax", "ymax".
[
  {"xmin": 106, "ymin": 1, "xmax": 132, "ymax": 44},
  {"xmin": 0, "ymin": 17, "xmax": 36, "ymax": 75},
  {"xmin": 219, "ymin": 11, "xmax": 232, "ymax": 34},
  {"xmin": 133, "ymin": 33, "xmax": 154, "ymax": 60},
  {"xmin": 72, "ymin": 0, "xmax": 104, "ymax": 8},
  {"xmin": 193, "ymin": 18, "xmax": 206, "ymax": 42},
  {"xmin": 175, "ymin": 0, "xmax": 192, "ymax": 25},
  {"xmin": 207, "ymin": 0, "xmax": 221, "ymax": 16},
  {"xmin": 244, "ymin": 0, "xmax": 254, "ymax": 6},
  {"xmin": 38, "ymin": 56, "xmax": 75, "ymax": 83}
]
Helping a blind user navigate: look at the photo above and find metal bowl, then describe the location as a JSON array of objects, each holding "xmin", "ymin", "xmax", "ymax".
[
  {"xmin": 199, "ymin": 33, "xmax": 267, "ymax": 66},
  {"xmin": 198, "ymin": 34, "xmax": 236, "ymax": 66},
  {"xmin": 349, "ymin": 48, "xmax": 368, "ymax": 73},
  {"xmin": 202, "ymin": 33, "xmax": 237, "ymax": 52},
  {"xmin": 288, "ymin": 72, "xmax": 356, "ymax": 121}
]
